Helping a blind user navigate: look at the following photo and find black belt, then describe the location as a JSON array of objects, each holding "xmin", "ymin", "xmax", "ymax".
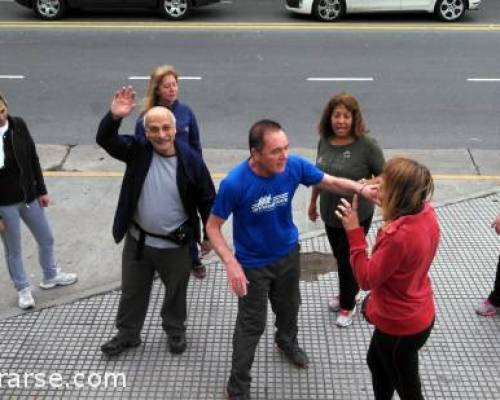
[{"xmin": 132, "ymin": 221, "xmax": 191, "ymax": 260}]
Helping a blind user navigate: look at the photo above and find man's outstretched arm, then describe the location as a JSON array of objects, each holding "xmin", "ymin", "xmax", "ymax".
[{"xmin": 316, "ymin": 173, "xmax": 380, "ymax": 205}]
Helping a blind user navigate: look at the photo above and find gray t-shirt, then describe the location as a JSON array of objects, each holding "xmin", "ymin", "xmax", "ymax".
[
  {"xmin": 130, "ymin": 152, "xmax": 188, "ymax": 249},
  {"xmin": 316, "ymin": 135, "xmax": 385, "ymax": 227}
]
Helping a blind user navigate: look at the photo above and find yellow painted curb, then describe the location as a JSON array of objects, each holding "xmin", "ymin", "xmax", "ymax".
[
  {"xmin": 432, "ymin": 174, "xmax": 500, "ymax": 181},
  {"xmin": 1, "ymin": 21, "xmax": 500, "ymax": 31}
]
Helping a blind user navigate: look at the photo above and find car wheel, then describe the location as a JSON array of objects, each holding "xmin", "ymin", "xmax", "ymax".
[
  {"xmin": 34, "ymin": 0, "xmax": 66, "ymax": 20},
  {"xmin": 313, "ymin": 0, "xmax": 346, "ymax": 22},
  {"xmin": 435, "ymin": 0, "xmax": 466, "ymax": 22},
  {"xmin": 160, "ymin": 0, "xmax": 192, "ymax": 20}
]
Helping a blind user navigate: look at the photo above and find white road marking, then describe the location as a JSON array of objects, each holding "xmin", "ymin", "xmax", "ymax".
[
  {"xmin": 0, "ymin": 75, "xmax": 24, "ymax": 79},
  {"xmin": 128, "ymin": 76, "xmax": 202, "ymax": 80},
  {"xmin": 467, "ymin": 78, "xmax": 500, "ymax": 82},
  {"xmin": 307, "ymin": 77, "xmax": 374, "ymax": 82}
]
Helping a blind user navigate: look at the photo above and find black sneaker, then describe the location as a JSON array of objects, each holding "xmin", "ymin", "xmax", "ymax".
[
  {"xmin": 168, "ymin": 334, "xmax": 187, "ymax": 354},
  {"xmin": 192, "ymin": 263, "xmax": 206, "ymax": 279},
  {"xmin": 225, "ymin": 388, "xmax": 251, "ymax": 400},
  {"xmin": 101, "ymin": 336, "xmax": 141, "ymax": 356},
  {"xmin": 276, "ymin": 343, "xmax": 309, "ymax": 368}
]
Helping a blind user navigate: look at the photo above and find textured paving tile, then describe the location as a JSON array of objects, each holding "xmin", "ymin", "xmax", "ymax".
[{"xmin": 1, "ymin": 193, "xmax": 500, "ymax": 398}]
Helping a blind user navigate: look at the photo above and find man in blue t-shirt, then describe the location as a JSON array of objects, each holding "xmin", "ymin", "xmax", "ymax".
[{"xmin": 206, "ymin": 119, "xmax": 378, "ymax": 400}]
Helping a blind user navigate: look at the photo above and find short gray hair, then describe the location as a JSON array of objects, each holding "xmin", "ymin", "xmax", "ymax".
[{"xmin": 143, "ymin": 107, "xmax": 176, "ymax": 129}]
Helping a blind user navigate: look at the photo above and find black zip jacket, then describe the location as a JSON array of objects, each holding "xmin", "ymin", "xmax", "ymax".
[
  {"xmin": 0, "ymin": 116, "xmax": 47, "ymax": 211},
  {"xmin": 96, "ymin": 112, "xmax": 215, "ymax": 244}
]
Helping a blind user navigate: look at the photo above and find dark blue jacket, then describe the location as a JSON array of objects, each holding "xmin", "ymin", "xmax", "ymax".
[
  {"xmin": 96, "ymin": 112, "xmax": 215, "ymax": 244},
  {"xmin": 134, "ymin": 100, "xmax": 202, "ymax": 154}
]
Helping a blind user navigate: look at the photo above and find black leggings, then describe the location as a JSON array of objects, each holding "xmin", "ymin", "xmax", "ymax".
[
  {"xmin": 488, "ymin": 255, "xmax": 500, "ymax": 306},
  {"xmin": 325, "ymin": 217, "xmax": 372, "ymax": 310},
  {"xmin": 367, "ymin": 321, "xmax": 434, "ymax": 400}
]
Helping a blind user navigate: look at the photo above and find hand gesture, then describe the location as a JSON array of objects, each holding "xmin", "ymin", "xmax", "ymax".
[
  {"xmin": 226, "ymin": 260, "xmax": 249, "ymax": 297},
  {"xmin": 308, "ymin": 201, "xmax": 319, "ymax": 222},
  {"xmin": 200, "ymin": 239, "xmax": 212, "ymax": 256},
  {"xmin": 335, "ymin": 195, "xmax": 360, "ymax": 231},
  {"xmin": 0, "ymin": 219, "xmax": 6, "ymax": 233},
  {"xmin": 38, "ymin": 195, "xmax": 50, "ymax": 208},
  {"xmin": 361, "ymin": 184, "xmax": 380, "ymax": 206},
  {"xmin": 110, "ymin": 86, "xmax": 136, "ymax": 119},
  {"xmin": 492, "ymin": 213, "xmax": 500, "ymax": 235}
]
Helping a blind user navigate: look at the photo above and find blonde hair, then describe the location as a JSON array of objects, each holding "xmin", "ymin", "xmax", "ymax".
[
  {"xmin": 381, "ymin": 157, "xmax": 434, "ymax": 222},
  {"xmin": 142, "ymin": 65, "xmax": 179, "ymax": 111},
  {"xmin": 0, "ymin": 92, "xmax": 8, "ymax": 108}
]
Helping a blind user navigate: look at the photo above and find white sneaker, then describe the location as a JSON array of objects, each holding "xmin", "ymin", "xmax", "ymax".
[
  {"xmin": 336, "ymin": 305, "xmax": 357, "ymax": 328},
  {"xmin": 328, "ymin": 293, "xmax": 361, "ymax": 312},
  {"xmin": 475, "ymin": 299, "xmax": 498, "ymax": 317},
  {"xmin": 18, "ymin": 287, "xmax": 35, "ymax": 309},
  {"xmin": 40, "ymin": 270, "xmax": 78, "ymax": 289}
]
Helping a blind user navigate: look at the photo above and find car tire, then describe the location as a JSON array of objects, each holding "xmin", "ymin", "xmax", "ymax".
[
  {"xmin": 434, "ymin": 0, "xmax": 466, "ymax": 22},
  {"xmin": 159, "ymin": 0, "xmax": 192, "ymax": 20},
  {"xmin": 312, "ymin": 0, "xmax": 346, "ymax": 22},
  {"xmin": 33, "ymin": 0, "xmax": 66, "ymax": 20}
]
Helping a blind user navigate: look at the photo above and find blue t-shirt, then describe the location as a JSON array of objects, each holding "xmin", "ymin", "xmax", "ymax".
[{"xmin": 212, "ymin": 155, "xmax": 324, "ymax": 268}]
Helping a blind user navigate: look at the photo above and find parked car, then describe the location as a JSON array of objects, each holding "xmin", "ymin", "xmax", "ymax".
[
  {"xmin": 285, "ymin": 0, "xmax": 482, "ymax": 22},
  {"xmin": 14, "ymin": 0, "xmax": 220, "ymax": 20}
]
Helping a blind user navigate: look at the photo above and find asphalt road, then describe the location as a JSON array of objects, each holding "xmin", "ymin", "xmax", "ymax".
[{"xmin": 1, "ymin": 0, "xmax": 500, "ymax": 150}]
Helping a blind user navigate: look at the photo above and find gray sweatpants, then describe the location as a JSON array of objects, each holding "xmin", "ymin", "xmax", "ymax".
[{"xmin": 0, "ymin": 200, "xmax": 58, "ymax": 290}]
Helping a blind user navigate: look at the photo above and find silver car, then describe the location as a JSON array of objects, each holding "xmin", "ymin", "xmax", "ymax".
[{"xmin": 285, "ymin": 0, "xmax": 482, "ymax": 22}]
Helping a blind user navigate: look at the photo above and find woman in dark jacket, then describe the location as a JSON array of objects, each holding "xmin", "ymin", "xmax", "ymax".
[{"xmin": 0, "ymin": 93, "xmax": 77, "ymax": 310}]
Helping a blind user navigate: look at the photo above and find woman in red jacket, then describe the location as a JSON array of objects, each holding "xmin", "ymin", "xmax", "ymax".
[{"xmin": 336, "ymin": 157, "xmax": 440, "ymax": 400}]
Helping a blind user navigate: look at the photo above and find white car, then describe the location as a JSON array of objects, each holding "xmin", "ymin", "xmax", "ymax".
[{"xmin": 285, "ymin": 0, "xmax": 482, "ymax": 22}]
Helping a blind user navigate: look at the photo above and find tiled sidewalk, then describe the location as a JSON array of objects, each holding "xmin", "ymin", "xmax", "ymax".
[{"xmin": 1, "ymin": 193, "xmax": 500, "ymax": 399}]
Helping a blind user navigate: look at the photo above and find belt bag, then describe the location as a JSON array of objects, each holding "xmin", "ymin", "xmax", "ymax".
[{"xmin": 133, "ymin": 221, "xmax": 192, "ymax": 260}]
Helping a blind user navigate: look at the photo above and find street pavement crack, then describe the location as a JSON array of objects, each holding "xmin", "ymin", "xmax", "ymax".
[
  {"xmin": 467, "ymin": 148, "xmax": 481, "ymax": 175},
  {"xmin": 45, "ymin": 144, "xmax": 76, "ymax": 171}
]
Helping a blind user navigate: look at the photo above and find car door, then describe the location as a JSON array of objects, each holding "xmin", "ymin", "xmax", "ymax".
[
  {"xmin": 400, "ymin": 0, "xmax": 435, "ymax": 11},
  {"xmin": 124, "ymin": 0, "xmax": 156, "ymax": 7},
  {"xmin": 81, "ymin": 0, "xmax": 124, "ymax": 6},
  {"xmin": 348, "ymin": 0, "xmax": 400, "ymax": 12}
]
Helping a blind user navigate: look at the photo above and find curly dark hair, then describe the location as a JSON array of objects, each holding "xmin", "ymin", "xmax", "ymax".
[{"xmin": 318, "ymin": 92, "xmax": 368, "ymax": 139}]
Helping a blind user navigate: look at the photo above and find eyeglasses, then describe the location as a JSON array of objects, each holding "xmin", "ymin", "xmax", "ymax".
[{"xmin": 146, "ymin": 125, "xmax": 175, "ymax": 135}]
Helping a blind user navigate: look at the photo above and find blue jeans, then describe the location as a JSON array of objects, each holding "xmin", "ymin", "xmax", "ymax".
[{"xmin": 0, "ymin": 200, "xmax": 58, "ymax": 290}]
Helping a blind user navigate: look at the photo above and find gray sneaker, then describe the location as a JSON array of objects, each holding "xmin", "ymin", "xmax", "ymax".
[
  {"xmin": 18, "ymin": 287, "xmax": 35, "ymax": 309},
  {"xmin": 40, "ymin": 270, "xmax": 78, "ymax": 289}
]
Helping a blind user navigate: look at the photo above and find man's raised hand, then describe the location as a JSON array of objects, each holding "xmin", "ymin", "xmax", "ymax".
[{"xmin": 111, "ymin": 86, "xmax": 136, "ymax": 120}]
